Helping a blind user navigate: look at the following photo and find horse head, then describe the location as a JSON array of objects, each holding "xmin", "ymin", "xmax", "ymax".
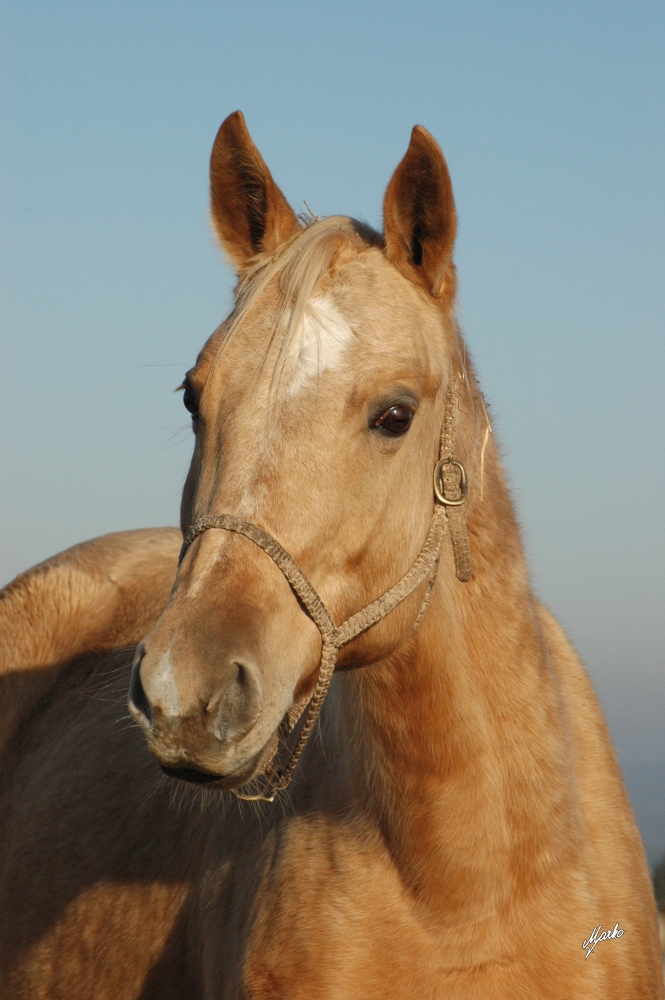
[{"xmin": 129, "ymin": 111, "xmax": 464, "ymax": 791}]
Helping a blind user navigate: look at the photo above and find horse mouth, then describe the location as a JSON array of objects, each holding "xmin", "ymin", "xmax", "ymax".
[
  {"xmin": 160, "ymin": 764, "xmax": 228, "ymax": 787},
  {"xmin": 158, "ymin": 740, "xmax": 272, "ymax": 790}
]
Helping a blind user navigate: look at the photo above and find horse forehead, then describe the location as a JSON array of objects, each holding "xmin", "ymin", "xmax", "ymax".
[{"xmin": 280, "ymin": 285, "xmax": 437, "ymax": 394}]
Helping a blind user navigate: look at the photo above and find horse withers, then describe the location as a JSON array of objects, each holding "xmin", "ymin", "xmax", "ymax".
[{"xmin": 0, "ymin": 112, "xmax": 661, "ymax": 998}]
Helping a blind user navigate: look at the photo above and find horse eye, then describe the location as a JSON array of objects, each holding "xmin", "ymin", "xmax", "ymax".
[
  {"xmin": 182, "ymin": 385, "xmax": 199, "ymax": 416},
  {"xmin": 374, "ymin": 405, "xmax": 414, "ymax": 436}
]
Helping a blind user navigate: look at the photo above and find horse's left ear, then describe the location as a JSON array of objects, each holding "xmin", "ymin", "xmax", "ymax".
[{"xmin": 383, "ymin": 126, "xmax": 456, "ymax": 299}]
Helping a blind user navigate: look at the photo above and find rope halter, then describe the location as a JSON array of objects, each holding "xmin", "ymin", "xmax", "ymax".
[{"xmin": 178, "ymin": 369, "xmax": 471, "ymax": 802}]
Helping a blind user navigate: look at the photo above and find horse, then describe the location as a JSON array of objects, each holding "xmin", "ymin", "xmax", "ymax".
[{"xmin": 0, "ymin": 111, "xmax": 661, "ymax": 998}]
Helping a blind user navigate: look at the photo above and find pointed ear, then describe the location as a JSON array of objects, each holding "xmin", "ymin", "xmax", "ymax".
[
  {"xmin": 383, "ymin": 126, "xmax": 457, "ymax": 299},
  {"xmin": 209, "ymin": 111, "xmax": 300, "ymax": 272}
]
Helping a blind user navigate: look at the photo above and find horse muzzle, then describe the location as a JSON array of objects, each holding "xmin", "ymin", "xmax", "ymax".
[{"xmin": 128, "ymin": 640, "xmax": 274, "ymax": 784}]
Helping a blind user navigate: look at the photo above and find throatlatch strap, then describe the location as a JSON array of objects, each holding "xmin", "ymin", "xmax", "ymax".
[{"xmin": 177, "ymin": 365, "xmax": 472, "ymax": 800}]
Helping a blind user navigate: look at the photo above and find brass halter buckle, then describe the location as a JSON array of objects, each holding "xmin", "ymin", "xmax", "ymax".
[{"xmin": 433, "ymin": 459, "xmax": 468, "ymax": 507}]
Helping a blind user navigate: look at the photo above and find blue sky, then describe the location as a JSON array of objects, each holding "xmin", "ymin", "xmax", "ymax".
[{"xmin": 2, "ymin": 2, "xmax": 664, "ymax": 856}]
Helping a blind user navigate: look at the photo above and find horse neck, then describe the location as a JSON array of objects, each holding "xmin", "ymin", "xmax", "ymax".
[{"xmin": 336, "ymin": 416, "xmax": 580, "ymax": 925}]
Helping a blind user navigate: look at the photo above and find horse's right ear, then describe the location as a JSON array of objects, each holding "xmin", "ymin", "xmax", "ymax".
[
  {"xmin": 383, "ymin": 126, "xmax": 457, "ymax": 300},
  {"xmin": 210, "ymin": 111, "xmax": 300, "ymax": 273}
]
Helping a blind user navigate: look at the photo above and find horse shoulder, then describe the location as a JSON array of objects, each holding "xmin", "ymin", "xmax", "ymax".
[{"xmin": 535, "ymin": 601, "xmax": 663, "ymax": 995}]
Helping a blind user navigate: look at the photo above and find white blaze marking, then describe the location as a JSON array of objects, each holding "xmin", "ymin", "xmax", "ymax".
[{"xmin": 286, "ymin": 296, "xmax": 354, "ymax": 393}]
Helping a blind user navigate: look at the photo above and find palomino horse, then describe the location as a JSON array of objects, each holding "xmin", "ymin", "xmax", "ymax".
[{"xmin": 0, "ymin": 112, "xmax": 661, "ymax": 998}]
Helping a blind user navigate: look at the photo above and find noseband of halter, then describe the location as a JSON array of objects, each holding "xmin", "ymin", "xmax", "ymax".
[{"xmin": 178, "ymin": 369, "xmax": 471, "ymax": 802}]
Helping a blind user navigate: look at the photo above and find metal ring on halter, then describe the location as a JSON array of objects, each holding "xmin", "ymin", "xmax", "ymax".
[
  {"xmin": 433, "ymin": 459, "xmax": 468, "ymax": 507},
  {"xmin": 233, "ymin": 790, "xmax": 276, "ymax": 802}
]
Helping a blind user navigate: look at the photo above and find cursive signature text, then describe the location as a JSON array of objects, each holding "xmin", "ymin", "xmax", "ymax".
[{"xmin": 582, "ymin": 922, "xmax": 624, "ymax": 958}]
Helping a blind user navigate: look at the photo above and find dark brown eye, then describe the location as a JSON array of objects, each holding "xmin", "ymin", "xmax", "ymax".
[
  {"xmin": 182, "ymin": 384, "xmax": 199, "ymax": 416},
  {"xmin": 374, "ymin": 405, "xmax": 414, "ymax": 436}
]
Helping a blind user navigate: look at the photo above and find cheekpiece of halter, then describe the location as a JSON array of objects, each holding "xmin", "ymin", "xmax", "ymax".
[{"xmin": 433, "ymin": 459, "xmax": 468, "ymax": 507}]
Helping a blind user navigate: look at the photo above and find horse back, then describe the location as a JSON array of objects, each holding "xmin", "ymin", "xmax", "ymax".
[
  {"xmin": 0, "ymin": 528, "xmax": 180, "ymax": 764},
  {"xmin": 0, "ymin": 529, "xmax": 202, "ymax": 999}
]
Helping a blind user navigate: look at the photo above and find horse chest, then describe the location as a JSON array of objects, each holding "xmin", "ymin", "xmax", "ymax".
[
  {"xmin": 243, "ymin": 875, "xmax": 442, "ymax": 1000},
  {"xmin": 234, "ymin": 827, "xmax": 495, "ymax": 1000}
]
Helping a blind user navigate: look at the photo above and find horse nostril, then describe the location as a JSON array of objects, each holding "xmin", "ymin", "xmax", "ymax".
[
  {"xmin": 211, "ymin": 659, "xmax": 263, "ymax": 741},
  {"xmin": 128, "ymin": 647, "xmax": 152, "ymax": 724},
  {"xmin": 234, "ymin": 660, "xmax": 248, "ymax": 688}
]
